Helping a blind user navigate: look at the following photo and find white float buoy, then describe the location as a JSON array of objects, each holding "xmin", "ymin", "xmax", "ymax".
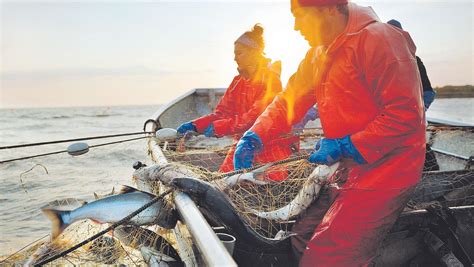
[
  {"xmin": 155, "ymin": 128, "xmax": 178, "ymax": 142},
  {"xmin": 67, "ymin": 142, "xmax": 89, "ymax": 156}
]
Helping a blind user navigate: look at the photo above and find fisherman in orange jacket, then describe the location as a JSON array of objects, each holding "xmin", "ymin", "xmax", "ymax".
[
  {"xmin": 233, "ymin": 0, "xmax": 425, "ymax": 265},
  {"xmin": 177, "ymin": 24, "xmax": 301, "ymax": 181}
]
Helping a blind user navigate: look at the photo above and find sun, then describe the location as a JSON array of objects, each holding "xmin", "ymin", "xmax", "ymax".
[{"xmin": 259, "ymin": 5, "xmax": 310, "ymax": 85}]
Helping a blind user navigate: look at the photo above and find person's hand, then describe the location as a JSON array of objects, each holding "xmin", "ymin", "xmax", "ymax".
[
  {"xmin": 308, "ymin": 136, "xmax": 366, "ymax": 165},
  {"xmin": 177, "ymin": 121, "xmax": 196, "ymax": 135},
  {"xmin": 233, "ymin": 131, "xmax": 263, "ymax": 170},
  {"xmin": 423, "ymin": 90, "xmax": 436, "ymax": 110},
  {"xmin": 204, "ymin": 123, "xmax": 215, "ymax": 137},
  {"xmin": 292, "ymin": 106, "xmax": 319, "ymax": 133}
]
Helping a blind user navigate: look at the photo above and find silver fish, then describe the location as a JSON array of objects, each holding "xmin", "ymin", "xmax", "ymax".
[
  {"xmin": 114, "ymin": 225, "xmax": 180, "ymax": 259},
  {"xmin": 42, "ymin": 185, "xmax": 177, "ymax": 239},
  {"xmin": 114, "ymin": 226, "xmax": 183, "ymax": 267},
  {"xmin": 215, "ymin": 163, "xmax": 271, "ymax": 190},
  {"xmin": 248, "ymin": 163, "xmax": 340, "ymax": 221},
  {"xmin": 140, "ymin": 247, "xmax": 179, "ymax": 267},
  {"xmin": 133, "ymin": 163, "xmax": 200, "ymax": 187}
]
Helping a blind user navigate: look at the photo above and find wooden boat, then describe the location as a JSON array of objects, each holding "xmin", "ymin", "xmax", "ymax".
[{"xmin": 145, "ymin": 88, "xmax": 474, "ymax": 266}]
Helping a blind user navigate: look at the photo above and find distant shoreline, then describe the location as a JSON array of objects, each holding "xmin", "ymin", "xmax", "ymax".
[{"xmin": 435, "ymin": 85, "xmax": 474, "ymax": 98}]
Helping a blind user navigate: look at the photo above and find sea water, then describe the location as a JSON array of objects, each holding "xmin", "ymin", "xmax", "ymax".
[
  {"xmin": 0, "ymin": 99, "xmax": 473, "ymax": 255},
  {"xmin": 0, "ymin": 105, "xmax": 158, "ymax": 254}
]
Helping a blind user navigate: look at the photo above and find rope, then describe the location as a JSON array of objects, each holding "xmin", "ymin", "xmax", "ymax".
[
  {"xmin": 29, "ymin": 155, "xmax": 310, "ymax": 264},
  {"xmin": 215, "ymin": 153, "xmax": 310, "ymax": 179},
  {"xmin": 0, "ymin": 131, "xmax": 154, "ymax": 150},
  {"xmin": 24, "ymin": 140, "xmax": 309, "ymax": 264},
  {"xmin": 0, "ymin": 136, "xmax": 148, "ymax": 164},
  {"xmin": 34, "ymin": 189, "xmax": 173, "ymax": 266}
]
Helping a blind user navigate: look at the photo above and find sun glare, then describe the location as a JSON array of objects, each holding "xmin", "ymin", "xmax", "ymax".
[{"xmin": 259, "ymin": 6, "xmax": 310, "ymax": 86}]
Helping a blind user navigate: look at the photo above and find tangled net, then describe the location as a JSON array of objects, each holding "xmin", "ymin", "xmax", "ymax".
[
  {"xmin": 3, "ymin": 125, "xmax": 472, "ymax": 265},
  {"xmin": 160, "ymin": 125, "xmax": 473, "ymax": 237}
]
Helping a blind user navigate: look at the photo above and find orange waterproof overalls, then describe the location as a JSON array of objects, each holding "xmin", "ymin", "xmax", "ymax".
[
  {"xmin": 247, "ymin": 3, "xmax": 426, "ymax": 265},
  {"xmin": 193, "ymin": 62, "xmax": 298, "ymax": 181}
]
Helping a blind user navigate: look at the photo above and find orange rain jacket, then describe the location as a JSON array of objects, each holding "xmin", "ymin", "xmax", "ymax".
[
  {"xmin": 193, "ymin": 61, "xmax": 298, "ymax": 180},
  {"xmin": 247, "ymin": 3, "xmax": 426, "ymax": 265}
]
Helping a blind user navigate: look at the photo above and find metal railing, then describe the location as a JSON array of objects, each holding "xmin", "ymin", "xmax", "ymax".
[{"xmin": 148, "ymin": 138, "xmax": 237, "ymax": 266}]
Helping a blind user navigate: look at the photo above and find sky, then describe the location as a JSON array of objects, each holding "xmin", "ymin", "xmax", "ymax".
[{"xmin": 1, "ymin": 0, "xmax": 473, "ymax": 108}]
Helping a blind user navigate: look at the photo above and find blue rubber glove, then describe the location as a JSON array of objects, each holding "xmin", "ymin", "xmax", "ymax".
[
  {"xmin": 204, "ymin": 123, "xmax": 215, "ymax": 137},
  {"xmin": 308, "ymin": 136, "xmax": 366, "ymax": 165},
  {"xmin": 177, "ymin": 121, "xmax": 196, "ymax": 134},
  {"xmin": 293, "ymin": 106, "xmax": 319, "ymax": 133},
  {"xmin": 233, "ymin": 131, "xmax": 263, "ymax": 170},
  {"xmin": 423, "ymin": 90, "xmax": 436, "ymax": 110}
]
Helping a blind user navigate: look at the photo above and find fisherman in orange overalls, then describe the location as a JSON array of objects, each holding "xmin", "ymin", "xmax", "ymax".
[
  {"xmin": 233, "ymin": 0, "xmax": 426, "ymax": 265},
  {"xmin": 177, "ymin": 24, "xmax": 311, "ymax": 181}
]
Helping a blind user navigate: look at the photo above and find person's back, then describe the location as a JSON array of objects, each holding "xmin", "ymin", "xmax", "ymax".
[
  {"xmin": 387, "ymin": 19, "xmax": 439, "ymax": 171},
  {"xmin": 387, "ymin": 19, "xmax": 437, "ymax": 110}
]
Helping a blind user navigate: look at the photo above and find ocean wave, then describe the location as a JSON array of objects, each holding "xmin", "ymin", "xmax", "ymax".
[
  {"xmin": 0, "ymin": 105, "xmax": 157, "ymax": 252},
  {"xmin": 15, "ymin": 112, "xmax": 122, "ymax": 120},
  {"xmin": 13, "ymin": 113, "xmax": 69, "ymax": 120},
  {"xmin": 4, "ymin": 123, "xmax": 53, "ymax": 131},
  {"xmin": 49, "ymin": 113, "xmax": 123, "ymax": 119},
  {"xmin": 91, "ymin": 149, "xmax": 145, "ymax": 163},
  {"xmin": 92, "ymin": 113, "xmax": 122, "ymax": 118},
  {"xmin": 51, "ymin": 114, "xmax": 73, "ymax": 119}
]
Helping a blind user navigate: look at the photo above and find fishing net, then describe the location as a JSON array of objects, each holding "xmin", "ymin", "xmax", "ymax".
[
  {"xmin": 424, "ymin": 126, "xmax": 473, "ymax": 171},
  {"xmin": 407, "ymin": 126, "xmax": 474, "ymax": 209},
  {"xmin": 2, "ymin": 125, "xmax": 472, "ymax": 266},
  {"xmin": 166, "ymin": 154, "xmax": 316, "ymax": 237},
  {"xmin": 1, "ymin": 197, "xmax": 181, "ymax": 266},
  {"xmin": 156, "ymin": 125, "xmax": 473, "ymax": 238}
]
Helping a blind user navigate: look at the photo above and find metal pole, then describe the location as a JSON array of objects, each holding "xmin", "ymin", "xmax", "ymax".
[
  {"xmin": 174, "ymin": 192, "xmax": 237, "ymax": 266},
  {"xmin": 431, "ymin": 147, "xmax": 470, "ymax": 161},
  {"xmin": 147, "ymin": 138, "xmax": 237, "ymax": 266}
]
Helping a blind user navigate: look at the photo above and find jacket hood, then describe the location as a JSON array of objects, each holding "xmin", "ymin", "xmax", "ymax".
[
  {"xmin": 329, "ymin": 3, "xmax": 416, "ymax": 56},
  {"xmin": 346, "ymin": 2, "xmax": 379, "ymax": 35},
  {"xmin": 327, "ymin": 3, "xmax": 378, "ymax": 53}
]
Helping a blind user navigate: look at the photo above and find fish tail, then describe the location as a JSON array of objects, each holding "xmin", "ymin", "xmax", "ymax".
[{"xmin": 42, "ymin": 208, "xmax": 69, "ymax": 239}]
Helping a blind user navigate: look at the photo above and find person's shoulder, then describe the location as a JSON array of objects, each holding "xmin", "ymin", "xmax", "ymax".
[
  {"xmin": 416, "ymin": 56, "xmax": 423, "ymax": 64},
  {"xmin": 360, "ymin": 21, "xmax": 401, "ymax": 42},
  {"xmin": 267, "ymin": 60, "xmax": 282, "ymax": 76},
  {"xmin": 358, "ymin": 22, "xmax": 416, "ymax": 61},
  {"xmin": 297, "ymin": 47, "xmax": 320, "ymax": 67},
  {"xmin": 227, "ymin": 75, "xmax": 243, "ymax": 89},
  {"xmin": 232, "ymin": 74, "xmax": 242, "ymax": 81},
  {"xmin": 304, "ymin": 47, "xmax": 319, "ymax": 60}
]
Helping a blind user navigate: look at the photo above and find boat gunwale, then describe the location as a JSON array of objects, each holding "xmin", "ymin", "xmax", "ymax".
[
  {"xmin": 148, "ymin": 88, "xmax": 226, "ymax": 127},
  {"xmin": 148, "ymin": 89, "xmax": 236, "ymax": 267}
]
